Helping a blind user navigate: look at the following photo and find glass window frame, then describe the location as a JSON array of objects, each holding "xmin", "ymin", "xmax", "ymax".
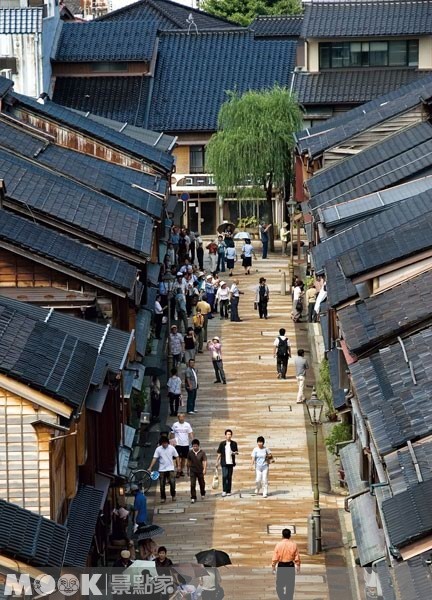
[
  {"xmin": 189, "ymin": 145, "xmax": 206, "ymax": 174},
  {"xmin": 318, "ymin": 39, "xmax": 418, "ymax": 69}
]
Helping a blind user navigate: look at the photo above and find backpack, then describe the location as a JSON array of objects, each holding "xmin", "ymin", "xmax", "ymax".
[{"xmin": 277, "ymin": 337, "xmax": 289, "ymax": 359}]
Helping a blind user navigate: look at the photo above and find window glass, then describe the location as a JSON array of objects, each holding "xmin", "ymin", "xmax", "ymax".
[
  {"xmin": 91, "ymin": 62, "xmax": 128, "ymax": 72},
  {"xmin": 370, "ymin": 42, "xmax": 388, "ymax": 66},
  {"xmin": 408, "ymin": 40, "xmax": 419, "ymax": 66},
  {"xmin": 190, "ymin": 146, "xmax": 205, "ymax": 174},
  {"xmin": 320, "ymin": 44, "xmax": 330, "ymax": 69},
  {"xmin": 389, "ymin": 40, "xmax": 407, "ymax": 66},
  {"xmin": 350, "ymin": 42, "xmax": 362, "ymax": 66},
  {"xmin": 331, "ymin": 42, "xmax": 350, "ymax": 68}
]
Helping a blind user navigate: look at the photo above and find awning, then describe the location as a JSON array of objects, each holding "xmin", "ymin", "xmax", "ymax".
[
  {"xmin": 135, "ymin": 308, "xmax": 152, "ymax": 356},
  {"xmin": 86, "ymin": 385, "xmax": 109, "ymax": 413},
  {"xmin": 166, "ymin": 195, "xmax": 178, "ymax": 214},
  {"xmin": 351, "ymin": 493, "xmax": 386, "ymax": 566},
  {"xmin": 147, "ymin": 262, "xmax": 161, "ymax": 287},
  {"xmin": 90, "ymin": 356, "xmax": 109, "ymax": 386},
  {"xmin": 340, "ymin": 443, "xmax": 368, "ymax": 495},
  {"xmin": 94, "ymin": 473, "xmax": 111, "ymax": 509},
  {"xmin": 143, "ymin": 354, "xmax": 165, "ymax": 377},
  {"xmin": 144, "ymin": 287, "xmax": 158, "ymax": 312},
  {"xmin": 327, "ymin": 348, "xmax": 347, "ymax": 409},
  {"xmin": 123, "ymin": 363, "xmax": 146, "ymax": 399},
  {"xmin": 320, "ymin": 311, "xmax": 330, "ymax": 352},
  {"xmin": 64, "ymin": 486, "xmax": 104, "ymax": 567},
  {"xmin": 375, "ymin": 559, "xmax": 396, "ymax": 600}
]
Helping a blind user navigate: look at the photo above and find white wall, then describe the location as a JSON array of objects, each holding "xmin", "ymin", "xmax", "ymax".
[{"xmin": 0, "ymin": 33, "xmax": 41, "ymax": 97}]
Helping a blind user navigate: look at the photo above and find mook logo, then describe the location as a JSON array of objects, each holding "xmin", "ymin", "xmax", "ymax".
[{"xmin": 4, "ymin": 573, "xmax": 102, "ymax": 597}]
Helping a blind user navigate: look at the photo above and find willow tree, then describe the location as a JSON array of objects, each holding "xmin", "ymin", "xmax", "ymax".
[{"xmin": 206, "ymin": 86, "xmax": 303, "ymax": 250}]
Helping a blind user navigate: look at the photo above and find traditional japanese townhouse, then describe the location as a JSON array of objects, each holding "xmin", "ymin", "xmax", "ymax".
[
  {"xmin": 50, "ymin": 0, "xmax": 298, "ymax": 233},
  {"xmin": 292, "ymin": 0, "xmax": 432, "ymax": 127}
]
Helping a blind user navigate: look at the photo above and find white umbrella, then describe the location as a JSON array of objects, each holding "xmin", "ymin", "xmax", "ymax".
[
  {"xmin": 124, "ymin": 560, "xmax": 159, "ymax": 579},
  {"xmin": 234, "ymin": 232, "xmax": 251, "ymax": 240}
]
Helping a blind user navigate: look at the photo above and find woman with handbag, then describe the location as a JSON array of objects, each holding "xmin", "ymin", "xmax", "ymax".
[
  {"xmin": 241, "ymin": 239, "xmax": 256, "ymax": 275},
  {"xmin": 200, "ymin": 568, "xmax": 223, "ymax": 599},
  {"xmin": 251, "ymin": 436, "xmax": 273, "ymax": 498}
]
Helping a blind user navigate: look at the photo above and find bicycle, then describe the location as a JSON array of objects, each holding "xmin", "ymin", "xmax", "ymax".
[{"xmin": 128, "ymin": 468, "xmax": 160, "ymax": 493}]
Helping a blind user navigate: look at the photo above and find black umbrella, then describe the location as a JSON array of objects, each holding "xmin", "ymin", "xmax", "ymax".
[
  {"xmin": 134, "ymin": 523, "xmax": 165, "ymax": 541},
  {"xmin": 217, "ymin": 222, "xmax": 236, "ymax": 234},
  {"xmin": 195, "ymin": 549, "xmax": 232, "ymax": 568}
]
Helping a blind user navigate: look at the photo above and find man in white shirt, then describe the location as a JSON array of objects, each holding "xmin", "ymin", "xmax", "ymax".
[
  {"xmin": 230, "ymin": 279, "xmax": 243, "ymax": 322},
  {"xmin": 171, "ymin": 413, "xmax": 194, "ymax": 477},
  {"xmin": 154, "ymin": 295, "xmax": 164, "ymax": 339},
  {"xmin": 149, "ymin": 437, "xmax": 180, "ymax": 503}
]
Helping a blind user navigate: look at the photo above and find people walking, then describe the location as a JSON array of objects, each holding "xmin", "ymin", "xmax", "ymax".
[
  {"xmin": 154, "ymin": 294, "xmax": 164, "ymax": 339},
  {"xmin": 148, "ymin": 437, "xmax": 180, "ymax": 503},
  {"xmin": 169, "ymin": 325, "xmax": 184, "ymax": 368},
  {"xmin": 192, "ymin": 308, "xmax": 205, "ymax": 352},
  {"xmin": 292, "ymin": 281, "xmax": 304, "ymax": 323},
  {"xmin": 206, "ymin": 241, "xmax": 218, "ymax": 274},
  {"xmin": 187, "ymin": 438, "xmax": 207, "ymax": 503},
  {"xmin": 216, "ymin": 429, "xmax": 239, "ymax": 496},
  {"xmin": 216, "ymin": 281, "xmax": 230, "ymax": 319},
  {"xmin": 259, "ymin": 222, "xmax": 272, "ymax": 259},
  {"xmin": 196, "ymin": 295, "xmax": 212, "ymax": 342},
  {"xmin": 251, "ymin": 436, "xmax": 272, "ymax": 498},
  {"xmin": 150, "ymin": 375, "xmax": 161, "ymax": 421},
  {"xmin": 280, "ymin": 222, "xmax": 289, "ymax": 255},
  {"xmin": 271, "ymin": 528, "xmax": 300, "ymax": 600},
  {"xmin": 184, "ymin": 326, "xmax": 196, "ymax": 364},
  {"xmin": 204, "ymin": 276, "xmax": 216, "ymax": 313},
  {"xmin": 207, "ymin": 336, "xmax": 226, "ymax": 384},
  {"xmin": 225, "ymin": 244, "xmax": 237, "ymax": 276},
  {"xmin": 167, "ymin": 367, "xmax": 182, "ymax": 416},
  {"xmin": 216, "ymin": 235, "xmax": 226, "ymax": 273},
  {"xmin": 229, "ymin": 279, "xmax": 243, "ymax": 322},
  {"xmin": 171, "ymin": 413, "xmax": 193, "ymax": 477},
  {"xmin": 241, "ymin": 239, "xmax": 256, "ymax": 275},
  {"xmin": 306, "ymin": 284, "xmax": 318, "ymax": 323},
  {"xmin": 175, "ymin": 289, "xmax": 189, "ymax": 332},
  {"xmin": 255, "ymin": 277, "xmax": 270, "ymax": 319},
  {"xmin": 294, "ymin": 349, "xmax": 309, "ymax": 404},
  {"xmin": 132, "ymin": 484, "xmax": 148, "ymax": 526},
  {"xmin": 197, "ymin": 240, "xmax": 204, "ymax": 270},
  {"xmin": 273, "ymin": 328, "xmax": 291, "ymax": 379},
  {"xmin": 185, "ymin": 358, "xmax": 199, "ymax": 414}
]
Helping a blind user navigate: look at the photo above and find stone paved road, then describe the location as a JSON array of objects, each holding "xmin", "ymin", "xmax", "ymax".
[{"xmin": 145, "ymin": 253, "xmax": 353, "ymax": 600}]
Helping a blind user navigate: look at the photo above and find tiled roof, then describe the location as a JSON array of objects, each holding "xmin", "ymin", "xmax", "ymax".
[
  {"xmin": 382, "ymin": 479, "xmax": 432, "ymax": 548},
  {"xmin": 338, "ymin": 270, "xmax": 432, "ymax": 356},
  {"xmin": 0, "ymin": 305, "xmax": 97, "ymax": 406},
  {"xmin": 295, "ymin": 73, "xmax": 432, "ymax": 158},
  {"xmin": 307, "ymin": 121, "xmax": 432, "ymax": 204},
  {"xmin": 148, "ymin": 30, "xmax": 297, "ymax": 132},
  {"xmin": 339, "ymin": 206, "xmax": 432, "ymax": 278},
  {"xmin": 250, "ymin": 15, "xmax": 303, "ymax": 37},
  {"xmin": 0, "ymin": 78, "xmax": 13, "ymax": 99},
  {"xmin": 312, "ymin": 195, "xmax": 431, "ymax": 274},
  {"xmin": 0, "ymin": 8, "xmax": 43, "ymax": 34},
  {"xmin": 385, "ymin": 437, "xmax": 432, "ymax": 496},
  {"xmin": 393, "ymin": 552, "xmax": 432, "ymax": 599},
  {"xmin": 147, "ymin": 262, "xmax": 161, "ymax": 286},
  {"xmin": 8, "ymin": 90, "xmax": 173, "ymax": 172},
  {"xmin": 55, "ymin": 21, "xmax": 157, "ymax": 62},
  {"xmin": 52, "ymin": 76, "xmax": 151, "ymax": 128},
  {"xmin": 64, "ymin": 486, "xmax": 104, "ymax": 567},
  {"xmin": 350, "ymin": 326, "xmax": 432, "ymax": 455},
  {"xmin": 0, "ymin": 147, "xmax": 154, "ymax": 257},
  {"xmin": 325, "ymin": 258, "xmax": 357, "ymax": 307},
  {"xmin": 0, "ymin": 119, "xmax": 165, "ymax": 218},
  {"xmin": 0, "ymin": 499, "xmax": 68, "ymax": 567},
  {"xmin": 374, "ymin": 560, "xmax": 396, "ymax": 600},
  {"xmin": 98, "ymin": 0, "xmax": 237, "ymax": 30},
  {"xmin": 0, "ymin": 295, "xmax": 133, "ymax": 374},
  {"xmin": 0, "ymin": 209, "xmax": 138, "ymax": 293},
  {"xmin": 293, "ymin": 68, "xmax": 432, "ymax": 107},
  {"xmin": 301, "ymin": 1, "xmax": 432, "ymax": 38},
  {"xmin": 327, "ymin": 348, "xmax": 347, "ymax": 409}
]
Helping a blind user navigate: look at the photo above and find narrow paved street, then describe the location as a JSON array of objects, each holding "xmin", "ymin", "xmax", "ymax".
[{"xmin": 147, "ymin": 252, "xmax": 350, "ymax": 599}]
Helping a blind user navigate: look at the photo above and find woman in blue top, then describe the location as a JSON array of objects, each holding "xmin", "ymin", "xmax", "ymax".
[{"xmin": 242, "ymin": 239, "xmax": 256, "ymax": 275}]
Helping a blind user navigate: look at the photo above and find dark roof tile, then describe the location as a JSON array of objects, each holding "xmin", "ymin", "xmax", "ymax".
[
  {"xmin": 55, "ymin": 21, "xmax": 157, "ymax": 62},
  {"xmin": 148, "ymin": 30, "xmax": 297, "ymax": 132},
  {"xmin": 0, "ymin": 499, "xmax": 68, "ymax": 567},
  {"xmin": 350, "ymin": 327, "xmax": 432, "ymax": 454},
  {"xmin": 301, "ymin": 1, "xmax": 432, "ymax": 38},
  {"xmin": 64, "ymin": 486, "xmax": 104, "ymax": 567},
  {"xmin": 0, "ymin": 306, "xmax": 97, "ymax": 406},
  {"xmin": 250, "ymin": 15, "xmax": 303, "ymax": 37},
  {"xmin": 325, "ymin": 258, "xmax": 357, "ymax": 307},
  {"xmin": 0, "ymin": 8, "xmax": 43, "ymax": 34},
  {"xmin": 0, "ymin": 76, "xmax": 13, "ymax": 98}
]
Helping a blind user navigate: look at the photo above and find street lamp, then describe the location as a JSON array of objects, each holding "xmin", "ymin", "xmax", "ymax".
[
  {"xmin": 286, "ymin": 199, "xmax": 297, "ymax": 290},
  {"xmin": 306, "ymin": 387, "xmax": 324, "ymax": 553},
  {"xmin": 162, "ymin": 272, "xmax": 176, "ymax": 373}
]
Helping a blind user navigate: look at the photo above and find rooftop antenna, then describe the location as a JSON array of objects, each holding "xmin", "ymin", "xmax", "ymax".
[{"xmin": 186, "ymin": 13, "xmax": 198, "ymax": 35}]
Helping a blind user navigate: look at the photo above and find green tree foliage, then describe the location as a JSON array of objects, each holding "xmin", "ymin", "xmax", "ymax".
[
  {"xmin": 325, "ymin": 423, "xmax": 352, "ymax": 455},
  {"xmin": 201, "ymin": 0, "xmax": 302, "ymax": 27},
  {"xmin": 206, "ymin": 86, "xmax": 303, "ymax": 247}
]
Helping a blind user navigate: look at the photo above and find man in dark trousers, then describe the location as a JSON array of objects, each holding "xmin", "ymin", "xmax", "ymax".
[
  {"xmin": 273, "ymin": 328, "xmax": 291, "ymax": 379},
  {"xmin": 187, "ymin": 439, "xmax": 207, "ymax": 503},
  {"xmin": 216, "ymin": 429, "xmax": 239, "ymax": 497},
  {"xmin": 272, "ymin": 528, "xmax": 300, "ymax": 600}
]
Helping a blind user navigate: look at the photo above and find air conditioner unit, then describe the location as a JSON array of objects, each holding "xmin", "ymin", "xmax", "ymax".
[{"xmin": 0, "ymin": 69, "xmax": 12, "ymax": 80}]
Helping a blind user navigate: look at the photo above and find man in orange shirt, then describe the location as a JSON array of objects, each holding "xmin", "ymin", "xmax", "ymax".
[{"xmin": 272, "ymin": 528, "xmax": 300, "ymax": 600}]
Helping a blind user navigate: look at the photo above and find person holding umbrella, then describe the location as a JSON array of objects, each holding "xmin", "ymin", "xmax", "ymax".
[{"xmin": 196, "ymin": 549, "xmax": 231, "ymax": 599}]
